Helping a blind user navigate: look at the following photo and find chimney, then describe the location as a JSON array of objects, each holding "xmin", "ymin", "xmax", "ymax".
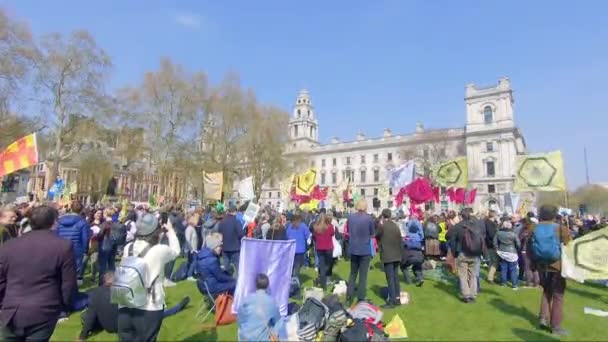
[
  {"xmin": 383, "ymin": 128, "xmax": 392, "ymax": 137},
  {"xmin": 356, "ymin": 132, "xmax": 366, "ymax": 141},
  {"xmin": 415, "ymin": 122, "xmax": 424, "ymax": 133}
]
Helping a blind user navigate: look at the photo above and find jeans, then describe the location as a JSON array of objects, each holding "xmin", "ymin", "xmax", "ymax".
[
  {"xmin": 293, "ymin": 253, "xmax": 305, "ymax": 280},
  {"xmin": 98, "ymin": 247, "xmax": 117, "ymax": 285},
  {"xmin": 317, "ymin": 250, "xmax": 333, "ymax": 289},
  {"xmin": 117, "ymin": 308, "xmax": 164, "ymax": 342},
  {"xmin": 0, "ymin": 320, "xmax": 57, "ymax": 341},
  {"xmin": 521, "ymin": 251, "xmax": 540, "ymax": 287},
  {"xmin": 186, "ymin": 252, "xmax": 197, "ymax": 278},
  {"xmin": 457, "ymin": 255, "xmax": 480, "ymax": 299},
  {"xmin": 540, "ymin": 272, "xmax": 566, "ymax": 330},
  {"xmin": 384, "ymin": 262, "xmax": 401, "ymax": 304},
  {"xmin": 500, "ymin": 259, "xmax": 519, "ymax": 287},
  {"xmin": 223, "ymin": 251, "xmax": 240, "ymax": 277},
  {"xmin": 402, "ymin": 260, "xmax": 424, "ymax": 284},
  {"xmin": 347, "ymin": 255, "xmax": 371, "ymax": 301}
]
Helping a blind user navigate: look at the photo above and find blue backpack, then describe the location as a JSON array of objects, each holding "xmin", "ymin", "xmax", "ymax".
[{"xmin": 531, "ymin": 223, "xmax": 561, "ymax": 263}]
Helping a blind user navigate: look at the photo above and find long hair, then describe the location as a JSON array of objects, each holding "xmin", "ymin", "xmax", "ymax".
[{"xmin": 314, "ymin": 213, "xmax": 329, "ymax": 234}]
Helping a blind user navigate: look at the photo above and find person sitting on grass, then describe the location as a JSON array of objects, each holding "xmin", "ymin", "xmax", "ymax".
[
  {"xmin": 79, "ymin": 272, "xmax": 190, "ymax": 341},
  {"xmin": 196, "ymin": 232, "xmax": 236, "ymax": 297},
  {"xmin": 237, "ymin": 273, "xmax": 282, "ymax": 341}
]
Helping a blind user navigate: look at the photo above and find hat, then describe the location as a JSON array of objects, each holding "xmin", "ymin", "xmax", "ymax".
[
  {"xmin": 205, "ymin": 234, "xmax": 223, "ymax": 250},
  {"xmin": 136, "ymin": 213, "xmax": 159, "ymax": 236},
  {"xmin": 215, "ymin": 202, "xmax": 225, "ymax": 214},
  {"xmin": 228, "ymin": 204, "xmax": 237, "ymax": 213}
]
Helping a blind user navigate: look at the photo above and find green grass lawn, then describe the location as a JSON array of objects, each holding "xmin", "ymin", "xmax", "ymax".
[{"xmin": 52, "ymin": 258, "xmax": 608, "ymax": 341}]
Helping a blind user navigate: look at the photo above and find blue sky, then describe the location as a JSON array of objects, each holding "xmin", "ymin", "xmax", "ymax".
[{"xmin": 3, "ymin": 0, "xmax": 607, "ymax": 189}]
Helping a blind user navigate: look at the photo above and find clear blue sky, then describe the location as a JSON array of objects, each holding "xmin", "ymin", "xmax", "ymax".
[{"xmin": 3, "ymin": 0, "xmax": 607, "ymax": 189}]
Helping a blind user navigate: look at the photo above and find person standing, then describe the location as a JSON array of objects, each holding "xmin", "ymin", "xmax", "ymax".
[
  {"xmin": 286, "ymin": 214, "xmax": 311, "ymax": 281},
  {"xmin": 312, "ymin": 213, "xmax": 334, "ymax": 290},
  {"xmin": 185, "ymin": 213, "xmax": 200, "ymax": 280},
  {"xmin": 345, "ymin": 200, "xmax": 375, "ymax": 304},
  {"xmin": 0, "ymin": 205, "xmax": 77, "ymax": 341},
  {"xmin": 218, "ymin": 205, "xmax": 246, "ymax": 276},
  {"xmin": 117, "ymin": 213, "xmax": 181, "ymax": 342},
  {"xmin": 0, "ymin": 207, "xmax": 18, "ymax": 245},
  {"xmin": 423, "ymin": 215, "xmax": 441, "ymax": 259},
  {"xmin": 484, "ymin": 210, "xmax": 499, "ymax": 284},
  {"xmin": 449, "ymin": 209, "xmax": 485, "ymax": 303},
  {"xmin": 493, "ymin": 221, "xmax": 521, "ymax": 289},
  {"xmin": 56, "ymin": 200, "xmax": 90, "ymax": 285},
  {"xmin": 532, "ymin": 205, "xmax": 571, "ymax": 336},
  {"xmin": 98, "ymin": 208, "xmax": 119, "ymax": 286},
  {"xmin": 519, "ymin": 220, "xmax": 540, "ymax": 288},
  {"xmin": 376, "ymin": 209, "xmax": 404, "ymax": 308}
]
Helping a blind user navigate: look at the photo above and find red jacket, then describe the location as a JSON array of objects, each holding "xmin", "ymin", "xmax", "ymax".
[{"xmin": 313, "ymin": 224, "xmax": 335, "ymax": 251}]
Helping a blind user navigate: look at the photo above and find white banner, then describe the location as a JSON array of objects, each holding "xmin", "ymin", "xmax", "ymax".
[{"xmin": 237, "ymin": 176, "xmax": 255, "ymax": 200}]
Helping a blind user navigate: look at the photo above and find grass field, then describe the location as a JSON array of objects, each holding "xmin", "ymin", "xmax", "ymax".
[{"xmin": 52, "ymin": 257, "xmax": 608, "ymax": 341}]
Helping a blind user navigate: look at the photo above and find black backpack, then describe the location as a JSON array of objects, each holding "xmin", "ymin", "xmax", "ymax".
[{"xmin": 462, "ymin": 225, "xmax": 484, "ymax": 256}]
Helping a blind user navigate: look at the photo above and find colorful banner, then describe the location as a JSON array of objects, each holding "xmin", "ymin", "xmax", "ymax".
[
  {"xmin": 232, "ymin": 238, "xmax": 296, "ymax": 316},
  {"xmin": 0, "ymin": 133, "xmax": 38, "ymax": 178},
  {"xmin": 203, "ymin": 171, "xmax": 223, "ymax": 200},
  {"xmin": 513, "ymin": 150, "xmax": 566, "ymax": 192},
  {"xmin": 562, "ymin": 227, "xmax": 608, "ymax": 283},
  {"xmin": 432, "ymin": 158, "xmax": 468, "ymax": 188},
  {"xmin": 389, "ymin": 160, "xmax": 415, "ymax": 189},
  {"xmin": 294, "ymin": 169, "xmax": 317, "ymax": 196}
]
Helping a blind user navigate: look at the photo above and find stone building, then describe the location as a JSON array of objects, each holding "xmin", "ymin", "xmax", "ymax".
[{"xmin": 260, "ymin": 77, "xmax": 527, "ymax": 212}]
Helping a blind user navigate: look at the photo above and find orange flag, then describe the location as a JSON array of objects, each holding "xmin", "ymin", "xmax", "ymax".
[{"xmin": 0, "ymin": 134, "xmax": 38, "ymax": 178}]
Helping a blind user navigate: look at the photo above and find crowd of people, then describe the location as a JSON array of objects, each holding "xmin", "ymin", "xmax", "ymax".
[{"xmin": 0, "ymin": 197, "xmax": 606, "ymax": 341}]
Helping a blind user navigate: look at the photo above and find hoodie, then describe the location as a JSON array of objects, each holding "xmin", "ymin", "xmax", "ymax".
[
  {"xmin": 56, "ymin": 213, "xmax": 90, "ymax": 257},
  {"xmin": 196, "ymin": 247, "xmax": 236, "ymax": 294}
]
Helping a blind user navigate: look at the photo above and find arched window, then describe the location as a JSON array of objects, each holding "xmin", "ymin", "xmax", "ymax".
[
  {"xmin": 307, "ymin": 110, "xmax": 310, "ymax": 117},
  {"xmin": 484, "ymin": 106, "xmax": 493, "ymax": 124},
  {"xmin": 297, "ymin": 109, "xmax": 301, "ymax": 117}
]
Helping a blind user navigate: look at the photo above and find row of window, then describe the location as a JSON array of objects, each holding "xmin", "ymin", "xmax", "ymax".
[
  {"xmin": 320, "ymin": 169, "xmax": 382, "ymax": 185},
  {"xmin": 315, "ymin": 153, "xmax": 393, "ymax": 168},
  {"xmin": 265, "ymin": 186, "xmax": 394, "ymax": 199}
]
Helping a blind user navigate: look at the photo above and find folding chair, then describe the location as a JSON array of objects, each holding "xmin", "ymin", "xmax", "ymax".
[{"xmin": 195, "ymin": 275, "xmax": 217, "ymax": 323}]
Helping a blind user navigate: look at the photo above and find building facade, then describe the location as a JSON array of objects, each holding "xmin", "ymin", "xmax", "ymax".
[{"xmin": 260, "ymin": 77, "xmax": 527, "ymax": 212}]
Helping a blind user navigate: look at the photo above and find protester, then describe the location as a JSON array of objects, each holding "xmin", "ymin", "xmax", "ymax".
[
  {"xmin": 376, "ymin": 209, "xmax": 404, "ymax": 308},
  {"xmin": 0, "ymin": 205, "xmax": 77, "ymax": 341},
  {"xmin": 287, "ymin": 214, "xmax": 311, "ymax": 280},
  {"xmin": 79, "ymin": 272, "xmax": 190, "ymax": 341},
  {"xmin": 0, "ymin": 206, "xmax": 17, "ymax": 245},
  {"xmin": 518, "ymin": 219, "xmax": 540, "ymax": 288},
  {"xmin": 255, "ymin": 213, "xmax": 271, "ymax": 239},
  {"xmin": 494, "ymin": 221, "xmax": 521, "ymax": 289},
  {"xmin": 449, "ymin": 208, "xmax": 485, "ymax": 303},
  {"xmin": 403, "ymin": 216, "xmax": 425, "ymax": 286},
  {"xmin": 56, "ymin": 200, "xmax": 90, "ymax": 285},
  {"xmin": 423, "ymin": 215, "xmax": 441, "ymax": 258},
  {"xmin": 345, "ymin": 200, "xmax": 375, "ymax": 304},
  {"xmin": 532, "ymin": 205, "xmax": 571, "ymax": 336},
  {"xmin": 218, "ymin": 205, "xmax": 246, "ymax": 276},
  {"xmin": 484, "ymin": 210, "xmax": 499, "ymax": 284},
  {"xmin": 196, "ymin": 232, "xmax": 236, "ymax": 296},
  {"xmin": 267, "ymin": 221, "xmax": 288, "ymax": 241},
  {"xmin": 185, "ymin": 213, "xmax": 200, "ymax": 280},
  {"xmin": 98, "ymin": 208, "xmax": 119, "ymax": 286},
  {"xmin": 117, "ymin": 213, "xmax": 181, "ymax": 342},
  {"xmin": 312, "ymin": 213, "xmax": 335, "ymax": 290},
  {"xmin": 237, "ymin": 274, "xmax": 282, "ymax": 341}
]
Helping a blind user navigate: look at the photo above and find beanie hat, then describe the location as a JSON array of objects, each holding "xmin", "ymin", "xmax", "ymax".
[{"xmin": 205, "ymin": 234, "xmax": 223, "ymax": 250}]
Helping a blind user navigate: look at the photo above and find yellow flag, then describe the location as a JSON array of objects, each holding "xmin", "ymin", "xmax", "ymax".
[
  {"xmin": 299, "ymin": 199, "xmax": 319, "ymax": 211},
  {"xmin": 433, "ymin": 158, "xmax": 468, "ymax": 188},
  {"xmin": 203, "ymin": 171, "xmax": 223, "ymax": 200},
  {"xmin": 513, "ymin": 151, "xmax": 566, "ymax": 192},
  {"xmin": 295, "ymin": 169, "xmax": 317, "ymax": 196},
  {"xmin": 384, "ymin": 314, "xmax": 408, "ymax": 339}
]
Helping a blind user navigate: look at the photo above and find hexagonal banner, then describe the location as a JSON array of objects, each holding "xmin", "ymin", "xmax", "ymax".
[{"xmin": 513, "ymin": 151, "xmax": 566, "ymax": 192}]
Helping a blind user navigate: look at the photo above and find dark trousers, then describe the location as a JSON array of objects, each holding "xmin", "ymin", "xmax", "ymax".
[
  {"xmin": 384, "ymin": 262, "xmax": 401, "ymax": 304},
  {"xmin": 522, "ymin": 251, "xmax": 540, "ymax": 287},
  {"xmin": 223, "ymin": 251, "xmax": 240, "ymax": 277},
  {"xmin": 539, "ymin": 271, "xmax": 566, "ymax": 330},
  {"xmin": 76, "ymin": 254, "xmax": 85, "ymax": 280},
  {"xmin": 186, "ymin": 252, "xmax": 197, "ymax": 278},
  {"xmin": 293, "ymin": 253, "xmax": 305, "ymax": 280},
  {"xmin": 0, "ymin": 320, "xmax": 57, "ymax": 341},
  {"xmin": 500, "ymin": 259, "xmax": 518, "ymax": 288},
  {"xmin": 317, "ymin": 250, "xmax": 333, "ymax": 289},
  {"xmin": 347, "ymin": 255, "xmax": 371, "ymax": 301},
  {"xmin": 118, "ymin": 308, "xmax": 164, "ymax": 342},
  {"xmin": 98, "ymin": 247, "xmax": 116, "ymax": 285},
  {"xmin": 402, "ymin": 260, "xmax": 424, "ymax": 284}
]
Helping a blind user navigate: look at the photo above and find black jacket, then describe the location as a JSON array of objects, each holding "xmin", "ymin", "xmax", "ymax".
[
  {"xmin": 484, "ymin": 218, "xmax": 498, "ymax": 248},
  {"xmin": 218, "ymin": 214, "xmax": 246, "ymax": 252},
  {"xmin": 79, "ymin": 286, "xmax": 118, "ymax": 340},
  {"xmin": 376, "ymin": 220, "xmax": 403, "ymax": 264}
]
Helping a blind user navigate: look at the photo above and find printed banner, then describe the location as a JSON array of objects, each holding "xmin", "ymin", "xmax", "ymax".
[
  {"xmin": 232, "ymin": 238, "xmax": 296, "ymax": 316},
  {"xmin": 237, "ymin": 176, "xmax": 255, "ymax": 200},
  {"xmin": 203, "ymin": 171, "xmax": 223, "ymax": 200},
  {"xmin": 432, "ymin": 158, "xmax": 468, "ymax": 188},
  {"xmin": 562, "ymin": 227, "xmax": 608, "ymax": 283},
  {"xmin": 243, "ymin": 202, "xmax": 260, "ymax": 224},
  {"xmin": 294, "ymin": 169, "xmax": 317, "ymax": 196},
  {"xmin": 513, "ymin": 150, "xmax": 566, "ymax": 192},
  {"xmin": 0, "ymin": 133, "xmax": 38, "ymax": 178},
  {"xmin": 389, "ymin": 160, "xmax": 415, "ymax": 189}
]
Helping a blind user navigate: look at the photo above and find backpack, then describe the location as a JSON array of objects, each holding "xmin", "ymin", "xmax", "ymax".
[
  {"xmin": 462, "ymin": 224, "xmax": 484, "ymax": 256},
  {"xmin": 530, "ymin": 223, "xmax": 561, "ymax": 263},
  {"xmin": 111, "ymin": 243, "xmax": 158, "ymax": 308},
  {"xmin": 110, "ymin": 222, "xmax": 127, "ymax": 246},
  {"xmin": 298, "ymin": 297, "xmax": 329, "ymax": 332}
]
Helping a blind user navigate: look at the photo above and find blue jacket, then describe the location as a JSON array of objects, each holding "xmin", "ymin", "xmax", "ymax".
[
  {"xmin": 405, "ymin": 218, "xmax": 424, "ymax": 249},
  {"xmin": 196, "ymin": 248, "xmax": 235, "ymax": 295},
  {"xmin": 218, "ymin": 215, "xmax": 246, "ymax": 252},
  {"xmin": 286, "ymin": 222, "xmax": 311, "ymax": 254},
  {"xmin": 346, "ymin": 213, "xmax": 375, "ymax": 256},
  {"xmin": 56, "ymin": 214, "xmax": 90, "ymax": 257},
  {"xmin": 238, "ymin": 289, "xmax": 282, "ymax": 341}
]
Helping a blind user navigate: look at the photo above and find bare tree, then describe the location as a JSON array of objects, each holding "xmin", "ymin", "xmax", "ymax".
[
  {"xmin": 400, "ymin": 130, "xmax": 456, "ymax": 179},
  {"xmin": 32, "ymin": 30, "xmax": 112, "ymax": 181}
]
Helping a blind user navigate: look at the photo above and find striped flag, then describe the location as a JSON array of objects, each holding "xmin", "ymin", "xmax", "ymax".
[{"xmin": 0, "ymin": 133, "xmax": 38, "ymax": 178}]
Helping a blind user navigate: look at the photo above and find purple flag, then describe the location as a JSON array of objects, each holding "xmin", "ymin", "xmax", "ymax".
[{"xmin": 232, "ymin": 238, "xmax": 296, "ymax": 316}]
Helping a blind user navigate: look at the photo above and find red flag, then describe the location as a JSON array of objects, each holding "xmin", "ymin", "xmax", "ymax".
[
  {"xmin": 466, "ymin": 189, "xmax": 477, "ymax": 205},
  {"xmin": 454, "ymin": 188, "xmax": 466, "ymax": 204}
]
